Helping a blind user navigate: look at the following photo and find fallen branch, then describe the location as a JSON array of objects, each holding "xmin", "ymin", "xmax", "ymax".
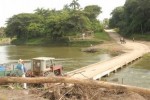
[{"xmin": 0, "ymin": 76, "xmax": 150, "ymax": 96}]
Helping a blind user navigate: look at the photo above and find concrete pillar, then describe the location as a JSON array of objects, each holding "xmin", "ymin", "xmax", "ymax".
[{"xmin": 107, "ymin": 73, "xmax": 110, "ymax": 76}]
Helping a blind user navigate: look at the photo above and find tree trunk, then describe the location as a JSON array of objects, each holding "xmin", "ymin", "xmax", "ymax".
[{"xmin": 0, "ymin": 77, "xmax": 150, "ymax": 95}]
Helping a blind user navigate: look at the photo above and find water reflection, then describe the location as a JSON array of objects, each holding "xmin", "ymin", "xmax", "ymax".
[
  {"xmin": 0, "ymin": 46, "xmax": 10, "ymax": 63},
  {"xmin": 1, "ymin": 45, "xmax": 85, "ymax": 60},
  {"xmin": 0, "ymin": 45, "xmax": 112, "ymax": 67}
]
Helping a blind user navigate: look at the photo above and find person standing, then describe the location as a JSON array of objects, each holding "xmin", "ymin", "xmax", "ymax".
[
  {"xmin": 16, "ymin": 59, "xmax": 27, "ymax": 89},
  {"xmin": 133, "ymin": 37, "xmax": 135, "ymax": 42},
  {"xmin": 82, "ymin": 33, "xmax": 85, "ymax": 40}
]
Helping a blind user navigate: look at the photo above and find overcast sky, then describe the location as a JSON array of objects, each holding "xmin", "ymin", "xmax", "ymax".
[{"xmin": 0, "ymin": 0, "xmax": 126, "ymax": 27}]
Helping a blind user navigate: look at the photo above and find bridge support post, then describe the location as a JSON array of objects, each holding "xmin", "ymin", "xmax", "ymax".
[{"xmin": 107, "ymin": 73, "xmax": 110, "ymax": 77}]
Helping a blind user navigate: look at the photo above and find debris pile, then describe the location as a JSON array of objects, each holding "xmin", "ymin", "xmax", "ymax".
[{"xmin": 39, "ymin": 84, "xmax": 148, "ymax": 100}]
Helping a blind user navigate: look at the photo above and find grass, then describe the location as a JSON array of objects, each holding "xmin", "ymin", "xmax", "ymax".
[
  {"xmin": 11, "ymin": 31, "xmax": 111, "ymax": 47},
  {"xmin": 68, "ymin": 31, "xmax": 110, "ymax": 46},
  {"xmin": 129, "ymin": 34, "xmax": 150, "ymax": 41},
  {"xmin": 26, "ymin": 38, "xmax": 45, "ymax": 45},
  {"xmin": 69, "ymin": 40, "xmax": 103, "ymax": 47},
  {"xmin": 133, "ymin": 53, "xmax": 150, "ymax": 70},
  {"xmin": 94, "ymin": 32, "xmax": 111, "ymax": 41}
]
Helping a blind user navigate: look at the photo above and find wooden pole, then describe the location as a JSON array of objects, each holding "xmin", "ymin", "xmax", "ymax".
[{"xmin": 0, "ymin": 76, "xmax": 150, "ymax": 95}]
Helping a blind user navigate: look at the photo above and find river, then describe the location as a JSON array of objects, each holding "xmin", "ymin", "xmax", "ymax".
[
  {"xmin": 0, "ymin": 45, "xmax": 149, "ymax": 88},
  {"xmin": 0, "ymin": 45, "xmax": 112, "ymax": 71},
  {"xmin": 104, "ymin": 64, "xmax": 150, "ymax": 89}
]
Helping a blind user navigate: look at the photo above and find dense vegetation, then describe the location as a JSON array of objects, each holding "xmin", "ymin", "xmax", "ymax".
[
  {"xmin": 109, "ymin": 0, "xmax": 150, "ymax": 39},
  {"xmin": 5, "ymin": 0, "xmax": 104, "ymax": 45}
]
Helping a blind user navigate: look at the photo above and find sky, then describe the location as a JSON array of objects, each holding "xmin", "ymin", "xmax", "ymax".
[{"xmin": 0, "ymin": 0, "xmax": 126, "ymax": 27}]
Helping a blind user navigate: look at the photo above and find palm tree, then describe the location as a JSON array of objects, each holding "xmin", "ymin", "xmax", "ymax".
[
  {"xmin": 34, "ymin": 8, "xmax": 50, "ymax": 17},
  {"xmin": 69, "ymin": 0, "xmax": 80, "ymax": 10}
]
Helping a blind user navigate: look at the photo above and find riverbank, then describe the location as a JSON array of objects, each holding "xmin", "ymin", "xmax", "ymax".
[
  {"xmin": 132, "ymin": 53, "xmax": 150, "ymax": 70},
  {"xmin": 11, "ymin": 31, "xmax": 110, "ymax": 47},
  {"xmin": 0, "ymin": 38, "xmax": 11, "ymax": 45}
]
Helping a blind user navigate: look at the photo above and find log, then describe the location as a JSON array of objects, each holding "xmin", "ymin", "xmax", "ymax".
[{"xmin": 0, "ymin": 76, "xmax": 150, "ymax": 95}]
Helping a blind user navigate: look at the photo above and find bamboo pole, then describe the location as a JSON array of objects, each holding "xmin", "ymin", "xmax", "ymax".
[{"xmin": 0, "ymin": 76, "xmax": 150, "ymax": 95}]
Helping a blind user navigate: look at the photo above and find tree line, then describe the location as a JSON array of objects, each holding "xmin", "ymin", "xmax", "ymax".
[
  {"xmin": 109, "ymin": 0, "xmax": 150, "ymax": 36},
  {"xmin": 5, "ymin": 0, "xmax": 103, "ymax": 42}
]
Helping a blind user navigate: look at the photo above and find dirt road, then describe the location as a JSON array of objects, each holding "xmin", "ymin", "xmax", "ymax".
[
  {"xmin": 67, "ymin": 29, "xmax": 150, "ymax": 79},
  {"xmin": 105, "ymin": 29, "xmax": 149, "ymax": 52}
]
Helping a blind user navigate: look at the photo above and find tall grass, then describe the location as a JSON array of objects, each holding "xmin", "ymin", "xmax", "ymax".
[
  {"xmin": 94, "ymin": 32, "xmax": 111, "ymax": 41},
  {"xmin": 133, "ymin": 53, "xmax": 150, "ymax": 70}
]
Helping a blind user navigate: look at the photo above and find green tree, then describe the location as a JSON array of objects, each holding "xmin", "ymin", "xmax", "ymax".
[
  {"xmin": 5, "ymin": 13, "xmax": 43, "ymax": 40},
  {"xmin": 67, "ymin": 12, "xmax": 91, "ymax": 33},
  {"xmin": 110, "ymin": 0, "xmax": 150, "ymax": 36},
  {"xmin": 124, "ymin": 0, "xmax": 150, "ymax": 34},
  {"xmin": 63, "ymin": 4, "xmax": 71, "ymax": 11},
  {"xmin": 34, "ymin": 8, "xmax": 51, "ymax": 18},
  {"xmin": 109, "ymin": 6, "xmax": 126, "ymax": 34},
  {"xmin": 84, "ymin": 5, "xmax": 102, "ymax": 32},
  {"xmin": 27, "ymin": 23, "xmax": 45, "ymax": 38},
  {"xmin": 45, "ymin": 10, "xmax": 70, "ymax": 40},
  {"xmin": 69, "ymin": 0, "xmax": 80, "ymax": 10},
  {"xmin": 84, "ymin": 5, "xmax": 102, "ymax": 20},
  {"xmin": 5, "ymin": 3, "xmax": 103, "ymax": 42}
]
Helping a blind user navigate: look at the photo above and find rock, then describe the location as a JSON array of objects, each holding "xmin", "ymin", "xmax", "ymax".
[{"xmin": 81, "ymin": 47, "xmax": 98, "ymax": 53}]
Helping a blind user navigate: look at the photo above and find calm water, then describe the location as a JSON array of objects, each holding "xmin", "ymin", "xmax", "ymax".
[
  {"xmin": 0, "ymin": 45, "xmax": 112, "ymax": 71},
  {"xmin": 104, "ymin": 67, "xmax": 150, "ymax": 89},
  {"xmin": 0, "ymin": 45, "xmax": 149, "ymax": 88}
]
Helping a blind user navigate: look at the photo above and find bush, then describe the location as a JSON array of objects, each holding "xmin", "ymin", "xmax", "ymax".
[
  {"xmin": 129, "ymin": 34, "xmax": 150, "ymax": 41},
  {"xmin": 69, "ymin": 40, "xmax": 103, "ymax": 47},
  {"xmin": 11, "ymin": 38, "xmax": 26, "ymax": 45}
]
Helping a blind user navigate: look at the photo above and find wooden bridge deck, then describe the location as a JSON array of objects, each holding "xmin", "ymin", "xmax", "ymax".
[{"xmin": 67, "ymin": 30, "xmax": 150, "ymax": 80}]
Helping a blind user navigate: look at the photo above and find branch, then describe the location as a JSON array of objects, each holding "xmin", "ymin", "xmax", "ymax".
[{"xmin": 0, "ymin": 76, "xmax": 150, "ymax": 95}]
